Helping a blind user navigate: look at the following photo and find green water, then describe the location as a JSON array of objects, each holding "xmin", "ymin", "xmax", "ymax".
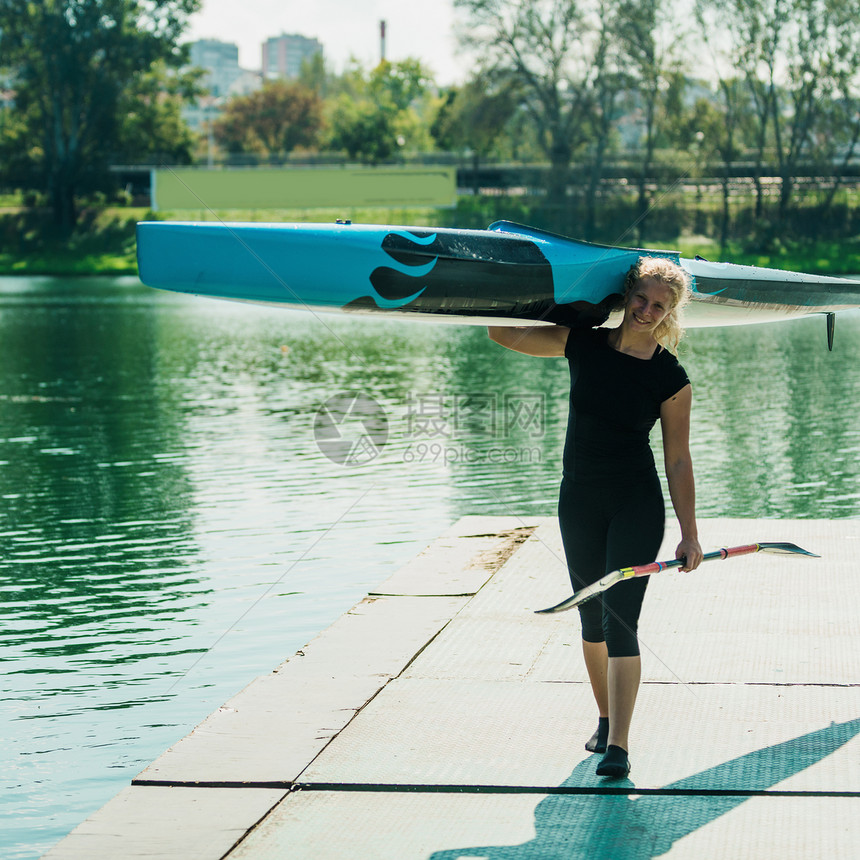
[{"xmin": 1, "ymin": 276, "xmax": 858, "ymax": 858}]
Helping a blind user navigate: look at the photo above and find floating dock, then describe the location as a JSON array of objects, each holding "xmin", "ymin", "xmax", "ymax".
[{"xmin": 44, "ymin": 516, "xmax": 860, "ymax": 859}]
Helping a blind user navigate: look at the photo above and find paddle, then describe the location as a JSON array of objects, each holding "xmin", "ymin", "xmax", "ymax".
[{"xmin": 535, "ymin": 542, "xmax": 819, "ymax": 614}]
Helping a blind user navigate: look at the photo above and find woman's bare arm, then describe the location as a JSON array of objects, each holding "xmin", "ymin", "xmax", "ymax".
[
  {"xmin": 660, "ymin": 384, "xmax": 703, "ymax": 571},
  {"xmin": 487, "ymin": 325, "xmax": 570, "ymax": 357}
]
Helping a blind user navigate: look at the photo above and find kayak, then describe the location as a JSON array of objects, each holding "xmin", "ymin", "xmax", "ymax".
[{"xmin": 135, "ymin": 219, "xmax": 860, "ymax": 331}]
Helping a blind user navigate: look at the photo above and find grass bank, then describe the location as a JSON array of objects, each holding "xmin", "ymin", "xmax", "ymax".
[
  {"xmin": 1, "ymin": 200, "xmax": 859, "ymax": 277},
  {"xmin": 671, "ymin": 234, "xmax": 860, "ymax": 274},
  {"xmin": 0, "ymin": 207, "xmax": 143, "ymax": 275}
]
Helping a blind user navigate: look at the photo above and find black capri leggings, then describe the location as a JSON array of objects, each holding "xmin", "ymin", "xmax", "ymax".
[{"xmin": 558, "ymin": 471, "xmax": 665, "ymax": 657}]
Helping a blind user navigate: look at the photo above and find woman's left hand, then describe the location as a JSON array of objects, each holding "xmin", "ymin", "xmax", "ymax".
[{"xmin": 676, "ymin": 537, "xmax": 703, "ymax": 572}]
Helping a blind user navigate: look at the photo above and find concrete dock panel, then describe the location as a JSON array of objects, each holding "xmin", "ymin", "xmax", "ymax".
[
  {"xmin": 230, "ymin": 791, "xmax": 860, "ymax": 860},
  {"xmin": 402, "ymin": 517, "xmax": 860, "ymax": 687},
  {"xmin": 370, "ymin": 518, "xmax": 540, "ymax": 597},
  {"xmin": 41, "ymin": 786, "xmax": 285, "ymax": 860},
  {"xmin": 134, "ymin": 594, "xmax": 469, "ymax": 786},
  {"xmin": 229, "ymin": 791, "xmax": 541, "ymax": 860},
  {"xmin": 298, "ymin": 679, "xmax": 860, "ymax": 792}
]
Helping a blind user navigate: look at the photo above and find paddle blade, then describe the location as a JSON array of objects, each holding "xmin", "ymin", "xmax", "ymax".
[
  {"xmin": 757, "ymin": 542, "xmax": 820, "ymax": 557},
  {"xmin": 534, "ymin": 571, "xmax": 623, "ymax": 614}
]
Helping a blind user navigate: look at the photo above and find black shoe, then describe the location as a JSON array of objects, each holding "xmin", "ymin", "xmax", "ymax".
[
  {"xmin": 585, "ymin": 717, "xmax": 609, "ymax": 753},
  {"xmin": 596, "ymin": 744, "xmax": 630, "ymax": 778}
]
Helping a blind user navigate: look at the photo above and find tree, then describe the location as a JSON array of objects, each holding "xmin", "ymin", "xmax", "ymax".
[
  {"xmin": 213, "ymin": 81, "xmax": 324, "ymax": 161},
  {"xmin": 297, "ymin": 52, "xmax": 335, "ymax": 98},
  {"xmin": 430, "ymin": 74, "xmax": 520, "ymax": 192},
  {"xmin": 454, "ymin": 0, "xmax": 615, "ymax": 208},
  {"xmin": 368, "ymin": 58, "xmax": 434, "ymax": 113},
  {"xmin": 689, "ymin": 85, "xmax": 754, "ymax": 250},
  {"xmin": 328, "ymin": 97, "xmax": 400, "ymax": 163},
  {"xmin": 326, "ymin": 59, "xmax": 436, "ymax": 163},
  {"xmin": 775, "ymin": 0, "xmax": 860, "ymax": 218},
  {"xmin": 117, "ymin": 61, "xmax": 200, "ymax": 165},
  {"xmin": 697, "ymin": 0, "xmax": 860, "ymax": 224},
  {"xmin": 580, "ymin": 0, "xmax": 629, "ymax": 240},
  {"xmin": 614, "ymin": 0, "xmax": 683, "ymax": 242},
  {"xmin": 695, "ymin": 0, "xmax": 775, "ymax": 219},
  {"xmin": 0, "ymin": 0, "xmax": 199, "ymax": 232},
  {"xmin": 816, "ymin": 66, "xmax": 860, "ymax": 215}
]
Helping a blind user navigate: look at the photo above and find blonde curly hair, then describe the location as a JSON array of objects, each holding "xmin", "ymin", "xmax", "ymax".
[{"xmin": 621, "ymin": 257, "xmax": 692, "ymax": 354}]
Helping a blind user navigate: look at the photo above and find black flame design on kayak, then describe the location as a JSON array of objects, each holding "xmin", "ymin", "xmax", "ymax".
[{"xmin": 343, "ymin": 230, "xmax": 619, "ymax": 327}]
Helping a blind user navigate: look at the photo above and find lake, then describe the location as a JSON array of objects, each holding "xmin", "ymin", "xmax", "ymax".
[{"xmin": 2, "ymin": 276, "xmax": 858, "ymax": 858}]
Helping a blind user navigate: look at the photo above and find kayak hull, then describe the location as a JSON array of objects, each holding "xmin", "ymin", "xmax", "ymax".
[{"xmin": 136, "ymin": 220, "xmax": 860, "ymax": 328}]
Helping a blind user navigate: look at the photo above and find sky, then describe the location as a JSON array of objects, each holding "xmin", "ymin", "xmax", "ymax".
[{"xmin": 185, "ymin": 0, "xmax": 471, "ymax": 85}]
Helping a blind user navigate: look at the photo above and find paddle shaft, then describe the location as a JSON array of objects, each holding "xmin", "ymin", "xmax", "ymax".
[
  {"xmin": 620, "ymin": 543, "xmax": 762, "ymax": 579},
  {"xmin": 535, "ymin": 541, "xmax": 818, "ymax": 614}
]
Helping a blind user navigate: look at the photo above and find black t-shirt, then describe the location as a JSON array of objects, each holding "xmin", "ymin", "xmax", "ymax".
[{"xmin": 562, "ymin": 327, "xmax": 690, "ymax": 482}]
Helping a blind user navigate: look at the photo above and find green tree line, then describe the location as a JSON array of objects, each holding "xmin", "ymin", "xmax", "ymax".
[
  {"xmin": 1, "ymin": 0, "xmax": 858, "ymax": 243},
  {"xmin": 0, "ymin": 0, "xmax": 201, "ymax": 232}
]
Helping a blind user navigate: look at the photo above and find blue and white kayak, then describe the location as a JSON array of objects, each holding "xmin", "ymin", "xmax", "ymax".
[{"xmin": 135, "ymin": 220, "xmax": 860, "ymax": 330}]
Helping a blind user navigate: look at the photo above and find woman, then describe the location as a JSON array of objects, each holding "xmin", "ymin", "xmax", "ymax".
[{"xmin": 488, "ymin": 257, "xmax": 703, "ymax": 778}]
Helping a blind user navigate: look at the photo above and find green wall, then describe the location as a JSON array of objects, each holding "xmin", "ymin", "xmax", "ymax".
[{"xmin": 152, "ymin": 166, "xmax": 457, "ymax": 210}]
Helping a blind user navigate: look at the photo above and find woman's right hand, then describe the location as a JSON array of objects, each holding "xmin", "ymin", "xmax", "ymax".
[{"xmin": 675, "ymin": 536, "xmax": 703, "ymax": 572}]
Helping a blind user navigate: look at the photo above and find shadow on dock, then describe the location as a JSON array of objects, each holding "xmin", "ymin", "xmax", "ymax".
[{"xmin": 428, "ymin": 717, "xmax": 860, "ymax": 859}]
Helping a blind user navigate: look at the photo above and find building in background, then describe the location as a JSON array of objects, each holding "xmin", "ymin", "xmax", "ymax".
[
  {"xmin": 262, "ymin": 33, "xmax": 323, "ymax": 80},
  {"xmin": 189, "ymin": 39, "xmax": 242, "ymax": 98},
  {"xmin": 181, "ymin": 33, "xmax": 323, "ymax": 142},
  {"xmin": 185, "ymin": 39, "xmax": 262, "ymax": 132}
]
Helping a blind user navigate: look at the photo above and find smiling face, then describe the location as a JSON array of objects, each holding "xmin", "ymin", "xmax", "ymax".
[{"xmin": 623, "ymin": 277, "xmax": 675, "ymax": 336}]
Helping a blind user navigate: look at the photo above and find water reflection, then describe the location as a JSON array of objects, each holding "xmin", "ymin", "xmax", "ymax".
[
  {"xmin": 1, "ymin": 277, "xmax": 858, "ymax": 858},
  {"xmin": 383, "ymin": 313, "xmax": 860, "ymax": 521},
  {"xmin": 0, "ymin": 279, "xmax": 461, "ymax": 858},
  {"xmin": 683, "ymin": 316, "xmax": 860, "ymax": 517}
]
